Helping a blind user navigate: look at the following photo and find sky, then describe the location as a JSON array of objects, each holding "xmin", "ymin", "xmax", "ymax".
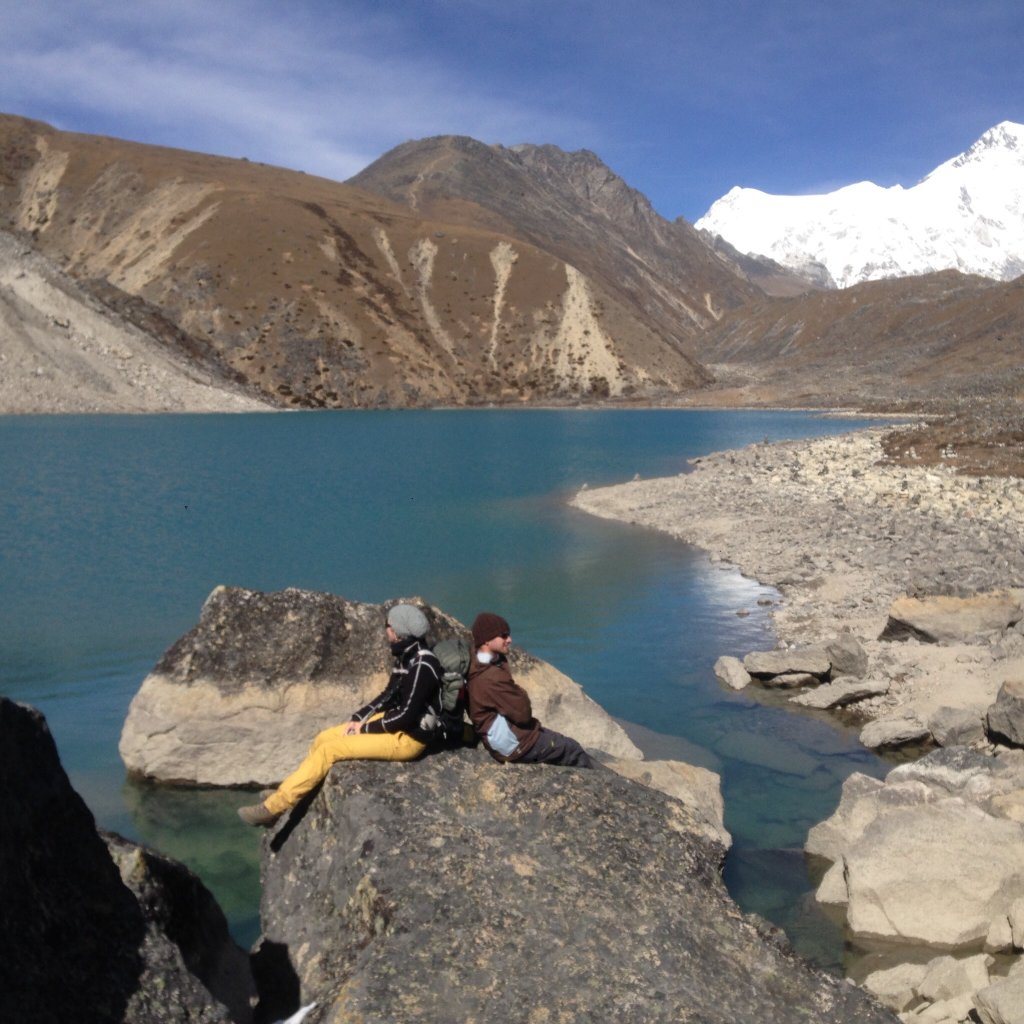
[{"xmin": 2, "ymin": 0, "xmax": 1022, "ymax": 222}]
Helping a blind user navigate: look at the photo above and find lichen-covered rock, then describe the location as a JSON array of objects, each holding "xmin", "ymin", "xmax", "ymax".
[
  {"xmin": 104, "ymin": 833, "xmax": 255, "ymax": 1022},
  {"xmin": 252, "ymin": 747, "xmax": 896, "ymax": 1024},
  {"xmin": 120, "ymin": 586, "xmax": 641, "ymax": 786},
  {"xmin": 0, "ymin": 697, "xmax": 250, "ymax": 1023}
]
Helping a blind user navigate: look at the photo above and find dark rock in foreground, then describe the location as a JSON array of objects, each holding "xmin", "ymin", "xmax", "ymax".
[
  {"xmin": 0, "ymin": 697, "xmax": 252, "ymax": 1023},
  {"xmin": 254, "ymin": 747, "xmax": 896, "ymax": 1024}
]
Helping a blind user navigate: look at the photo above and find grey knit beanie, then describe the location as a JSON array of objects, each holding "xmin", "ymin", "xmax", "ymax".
[{"xmin": 387, "ymin": 603, "xmax": 430, "ymax": 639}]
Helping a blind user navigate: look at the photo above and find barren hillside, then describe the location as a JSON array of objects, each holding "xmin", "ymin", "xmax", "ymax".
[{"xmin": 0, "ymin": 115, "xmax": 728, "ymax": 409}]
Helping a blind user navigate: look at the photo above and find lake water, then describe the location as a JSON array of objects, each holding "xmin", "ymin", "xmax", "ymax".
[{"xmin": 0, "ymin": 409, "xmax": 889, "ymax": 968}]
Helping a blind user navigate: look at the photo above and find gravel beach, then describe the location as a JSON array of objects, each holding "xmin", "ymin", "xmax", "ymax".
[{"xmin": 572, "ymin": 425, "xmax": 1024, "ymax": 733}]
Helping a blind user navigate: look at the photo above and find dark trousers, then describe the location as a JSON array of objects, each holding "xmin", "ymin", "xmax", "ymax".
[{"xmin": 516, "ymin": 727, "xmax": 596, "ymax": 769}]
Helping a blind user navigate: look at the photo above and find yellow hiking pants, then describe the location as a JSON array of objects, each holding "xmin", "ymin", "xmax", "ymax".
[{"xmin": 264, "ymin": 713, "xmax": 426, "ymax": 815}]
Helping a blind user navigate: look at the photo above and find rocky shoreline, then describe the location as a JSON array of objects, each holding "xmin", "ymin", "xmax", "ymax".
[
  {"xmin": 572, "ymin": 423, "xmax": 1024, "ymax": 1022},
  {"xmin": 571, "ymin": 425, "xmax": 1024, "ymax": 737}
]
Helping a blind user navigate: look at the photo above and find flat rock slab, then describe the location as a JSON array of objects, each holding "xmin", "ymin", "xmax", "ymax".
[
  {"xmin": 743, "ymin": 647, "xmax": 831, "ymax": 678},
  {"xmin": 859, "ymin": 715, "xmax": 930, "ymax": 749},
  {"xmin": 119, "ymin": 586, "xmax": 641, "ymax": 786},
  {"xmin": 254, "ymin": 749, "xmax": 897, "ymax": 1024},
  {"xmin": 881, "ymin": 590, "xmax": 1024, "ymax": 644},
  {"xmin": 792, "ymin": 677, "xmax": 890, "ymax": 709}
]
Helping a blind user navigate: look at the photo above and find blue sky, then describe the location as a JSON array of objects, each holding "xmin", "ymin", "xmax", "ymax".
[{"xmin": 2, "ymin": 0, "xmax": 1021, "ymax": 221}]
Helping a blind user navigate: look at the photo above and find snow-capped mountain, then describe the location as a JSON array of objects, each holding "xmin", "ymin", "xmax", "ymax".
[{"xmin": 695, "ymin": 121, "xmax": 1024, "ymax": 288}]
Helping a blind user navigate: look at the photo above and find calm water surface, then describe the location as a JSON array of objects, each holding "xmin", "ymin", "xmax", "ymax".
[{"xmin": 0, "ymin": 410, "xmax": 889, "ymax": 967}]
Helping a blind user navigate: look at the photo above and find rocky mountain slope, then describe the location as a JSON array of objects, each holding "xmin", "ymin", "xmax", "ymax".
[
  {"xmin": 349, "ymin": 134, "xmax": 770, "ymax": 324},
  {"xmin": 0, "ymin": 113, "xmax": 752, "ymax": 409},
  {"xmin": 696, "ymin": 121, "xmax": 1024, "ymax": 288},
  {"xmin": 690, "ymin": 270, "xmax": 1024, "ymax": 410},
  {"xmin": 0, "ymin": 229, "xmax": 270, "ymax": 413}
]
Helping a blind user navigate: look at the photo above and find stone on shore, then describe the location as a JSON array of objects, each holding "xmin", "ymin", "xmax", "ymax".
[
  {"xmin": 120, "ymin": 586, "xmax": 641, "ymax": 788},
  {"xmin": 928, "ymin": 705, "xmax": 987, "ymax": 747},
  {"xmin": 881, "ymin": 591, "xmax": 1024, "ymax": 644},
  {"xmin": 0, "ymin": 696, "xmax": 252, "ymax": 1023},
  {"xmin": 826, "ymin": 632, "xmax": 870, "ymax": 678},
  {"xmin": 975, "ymin": 975, "xmax": 1024, "ymax": 1024},
  {"xmin": 743, "ymin": 646, "xmax": 831, "ymax": 678},
  {"xmin": 808, "ymin": 748, "xmax": 1024, "ymax": 953},
  {"xmin": 714, "ymin": 654, "xmax": 751, "ymax": 690},
  {"xmin": 859, "ymin": 713, "xmax": 930, "ymax": 749},
  {"xmin": 791, "ymin": 676, "xmax": 890, "ymax": 709},
  {"xmin": 252, "ymin": 748, "xmax": 897, "ymax": 1024},
  {"xmin": 987, "ymin": 679, "xmax": 1024, "ymax": 747}
]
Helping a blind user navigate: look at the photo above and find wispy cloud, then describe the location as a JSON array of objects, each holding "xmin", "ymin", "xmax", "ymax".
[{"xmin": 1, "ymin": 0, "xmax": 594, "ymax": 181}]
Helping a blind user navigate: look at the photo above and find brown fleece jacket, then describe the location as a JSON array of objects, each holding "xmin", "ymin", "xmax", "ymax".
[{"xmin": 466, "ymin": 652, "xmax": 541, "ymax": 761}]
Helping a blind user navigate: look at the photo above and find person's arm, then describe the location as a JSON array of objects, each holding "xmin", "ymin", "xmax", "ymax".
[{"xmin": 362, "ymin": 653, "xmax": 439, "ymax": 734}]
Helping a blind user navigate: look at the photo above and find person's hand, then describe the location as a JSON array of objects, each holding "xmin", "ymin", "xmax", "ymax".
[{"xmin": 343, "ymin": 720, "xmax": 362, "ymax": 735}]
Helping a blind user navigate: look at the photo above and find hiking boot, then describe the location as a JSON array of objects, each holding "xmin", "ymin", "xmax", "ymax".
[{"xmin": 238, "ymin": 802, "xmax": 281, "ymax": 828}]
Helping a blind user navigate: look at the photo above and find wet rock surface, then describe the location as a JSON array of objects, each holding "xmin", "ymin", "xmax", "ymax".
[
  {"xmin": 253, "ymin": 747, "xmax": 896, "ymax": 1024},
  {"xmin": 0, "ymin": 697, "xmax": 251, "ymax": 1023}
]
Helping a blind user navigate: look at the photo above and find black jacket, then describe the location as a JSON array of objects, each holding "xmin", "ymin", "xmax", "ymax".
[{"xmin": 352, "ymin": 638, "xmax": 442, "ymax": 744}]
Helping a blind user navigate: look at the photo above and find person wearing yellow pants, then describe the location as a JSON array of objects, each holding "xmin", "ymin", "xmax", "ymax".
[{"xmin": 238, "ymin": 603, "xmax": 443, "ymax": 827}]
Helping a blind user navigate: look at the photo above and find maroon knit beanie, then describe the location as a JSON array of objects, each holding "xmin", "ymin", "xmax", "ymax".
[{"xmin": 472, "ymin": 612, "xmax": 511, "ymax": 648}]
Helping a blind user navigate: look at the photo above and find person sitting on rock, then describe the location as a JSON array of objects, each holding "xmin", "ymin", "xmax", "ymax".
[
  {"xmin": 466, "ymin": 611, "xmax": 596, "ymax": 769},
  {"xmin": 238, "ymin": 603, "xmax": 443, "ymax": 827}
]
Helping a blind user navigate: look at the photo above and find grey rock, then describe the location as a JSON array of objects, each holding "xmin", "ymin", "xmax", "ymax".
[
  {"xmin": 743, "ymin": 646, "xmax": 831, "ymax": 679},
  {"xmin": 826, "ymin": 632, "xmax": 870, "ymax": 678},
  {"xmin": 915, "ymin": 953, "xmax": 992, "ymax": 1004},
  {"xmin": 888, "ymin": 745, "xmax": 998, "ymax": 792},
  {"xmin": 987, "ymin": 679, "xmax": 1024, "ymax": 747},
  {"xmin": 254, "ymin": 749, "xmax": 897, "ymax": 1024},
  {"xmin": 791, "ymin": 676, "xmax": 890, "ymax": 709},
  {"xmin": 859, "ymin": 715, "xmax": 931, "ymax": 750},
  {"xmin": 104, "ymin": 833, "xmax": 255, "ymax": 1022},
  {"xmin": 880, "ymin": 590, "xmax": 1024, "ymax": 644},
  {"xmin": 975, "ymin": 974, "xmax": 1024, "ymax": 1024},
  {"xmin": 120, "ymin": 587, "xmax": 641, "ymax": 786},
  {"xmin": 762, "ymin": 670, "xmax": 817, "ymax": 688},
  {"xmin": 928, "ymin": 706, "xmax": 986, "ymax": 747},
  {"xmin": 713, "ymin": 654, "xmax": 751, "ymax": 690},
  {"xmin": 0, "ymin": 696, "xmax": 248, "ymax": 1023}
]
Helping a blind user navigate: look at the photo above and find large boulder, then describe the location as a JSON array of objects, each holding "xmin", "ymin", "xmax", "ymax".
[
  {"xmin": 842, "ymin": 801, "xmax": 1024, "ymax": 947},
  {"xmin": 252, "ymin": 748, "xmax": 896, "ymax": 1024},
  {"xmin": 808, "ymin": 748, "xmax": 1024, "ymax": 950},
  {"xmin": 0, "ymin": 697, "xmax": 252, "ymax": 1023},
  {"xmin": 880, "ymin": 590, "xmax": 1024, "ymax": 644},
  {"xmin": 120, "ymin": 587, "xmax": 641, "ymax": 787}
]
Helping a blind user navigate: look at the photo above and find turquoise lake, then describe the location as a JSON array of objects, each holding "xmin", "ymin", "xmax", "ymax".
[{"xmin": 0, "ymin": 409, "xmax": 890, "ymax": 968}]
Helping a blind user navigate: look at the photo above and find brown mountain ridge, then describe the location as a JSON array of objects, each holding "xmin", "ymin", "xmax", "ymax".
[{"xmin": 0, "ymin": 114, "xmax": 762, "ymax": 408}]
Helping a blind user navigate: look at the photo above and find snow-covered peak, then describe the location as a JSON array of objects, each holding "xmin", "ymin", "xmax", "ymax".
[{"xmin": 696, "ymin": 122, "xmax": 1024, "ymax": 288}]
